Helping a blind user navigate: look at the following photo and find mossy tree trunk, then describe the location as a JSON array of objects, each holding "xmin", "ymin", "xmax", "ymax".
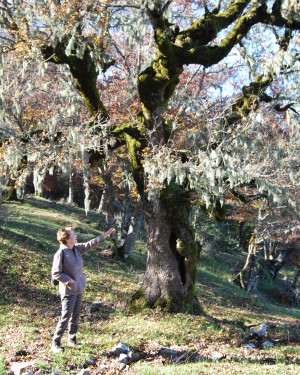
[
  {"xmin": 138, "ymin": 186, "xmax": 200, "ymax": 312},
  {"xmin": 131, "ymin": 1, "xmax": 266, "ymax": 310},
  {"xmin": 136, "ymin": 0, "xmax": 299, "ymax": 310}
]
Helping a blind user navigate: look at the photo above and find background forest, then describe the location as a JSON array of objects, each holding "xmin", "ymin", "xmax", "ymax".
[{"xmin": 0, "ymin": 0, "xmax": 299, "ymax": 373}]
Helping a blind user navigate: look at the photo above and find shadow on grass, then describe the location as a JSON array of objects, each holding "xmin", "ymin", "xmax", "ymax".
[
  {"xmin": 196, "ymin": 255, "xmax": 299, "ymax": 320},
  {"xmin": 0, "ymin": 226, "xmax": 54, "ymax": 256},
  {"xmin": 24, "ymin": 197, "xmax": 106, "ymax": 227},
  {"xmin": 0, "ymin": 277, "xmax": 58, "ymax": 308}
]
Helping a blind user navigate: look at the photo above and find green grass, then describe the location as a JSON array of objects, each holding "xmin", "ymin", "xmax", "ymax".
[
  {"xmin": 0, "ymin": 196, "xmax": 299, "ymax": 374},
  {"xmin": 132, "ymin": 362, "xmax": 298, "ymax": 375}
]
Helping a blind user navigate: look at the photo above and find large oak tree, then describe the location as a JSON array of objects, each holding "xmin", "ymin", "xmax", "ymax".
[{"xmin": 1, "ymin": 0, "xmax": 299, "ymax": 312}]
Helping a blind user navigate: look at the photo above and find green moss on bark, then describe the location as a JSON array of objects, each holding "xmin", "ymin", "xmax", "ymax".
[
  {"xmin": 112, "ymin": 121, "xmax": 146, "ymax": 195},
  {"xmin": 161, "ymin": 183, "xmax": 199, "ymax": 286},
  {"xmin": 157, "ymin": 294, "xmax": 203, "ymax": 314},
  {"xmin": 125, "ymin": 134, "xmax": 144, "ymax": 195},
  {"xmin": 231, "ymin": 76, "xmax": 272, "ymax": 120},
  {"xmin": 177, "ymin": 0, "xmax": 251, "ymax": 49},
  {"xmin": 156, "ymin": 296, "xmax": 174, "ymax": 311},
  {"xmin": 138, "ymin": 53, "xmax": 183, "ymax": 114},
  {"xmin": 129, "ymin": 289, "xmax": 149, "ymax": 312},
  {"xmin": 41, "ymin": 43, "xmax": 108, "ymax": 119}
]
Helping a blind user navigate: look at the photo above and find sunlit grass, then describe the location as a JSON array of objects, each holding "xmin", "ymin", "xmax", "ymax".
[
  {"xmin": 132, "ymin": 361, "xmax": 299, "ymax": 375},
  {"xmin": 0, "ymin": 196, "xmax": 299, "ymax": 374}
]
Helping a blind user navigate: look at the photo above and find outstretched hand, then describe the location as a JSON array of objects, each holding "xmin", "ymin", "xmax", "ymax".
[{"xmin": 107, "ymin": 228, "xmax": 116, "ymax": 236}]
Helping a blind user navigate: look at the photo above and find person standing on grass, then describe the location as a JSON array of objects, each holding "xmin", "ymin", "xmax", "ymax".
[{"xmin": 51, "ymin": 226, "xmax": 116, "ymax": 353}]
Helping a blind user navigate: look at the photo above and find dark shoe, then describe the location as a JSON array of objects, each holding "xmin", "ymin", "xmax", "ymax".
[{"xmin": 51, "ymin": 341, "xmax": 63, "ymax": 353}]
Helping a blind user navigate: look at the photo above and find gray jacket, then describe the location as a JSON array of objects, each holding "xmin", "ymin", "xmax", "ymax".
[{"xmin": 51, "ymin": 235, "xmax": 105, "ymax": 295}]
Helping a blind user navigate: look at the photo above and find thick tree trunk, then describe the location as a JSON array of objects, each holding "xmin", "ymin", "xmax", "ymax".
[
  {"xmin": 143, "ymin": 208, "xmax": 189, "ymax": 309},
  {"xmin": 132, "ymin": 187, "xmax": 200, "ymax": 313}
]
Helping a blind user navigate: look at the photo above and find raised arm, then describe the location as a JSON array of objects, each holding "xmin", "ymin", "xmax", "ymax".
[{"xmin": 76, "ymin": 228, "xmax": 116, "ymax": 255}]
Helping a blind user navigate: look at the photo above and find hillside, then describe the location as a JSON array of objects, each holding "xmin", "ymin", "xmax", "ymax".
[{"xmin": 0, "ymin": 196, "xmax": 299, "ymax": 375}]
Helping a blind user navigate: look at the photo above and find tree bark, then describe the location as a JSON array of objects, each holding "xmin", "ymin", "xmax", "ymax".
[
  {"xmin": 266, "ymin": 247, "xmax": 291, "ymax": 280},
  {"xmin": 3, "ymin": 179, "xmax": 19, "ymax": 202},
  {"xmin": 132, "ymin": 186, "xmax": 201, "ymax": 312},
  {"xmin": 238, "ymin": 221, "xmax": 253, "ymax": 250},
  {"xmin": 119, "ymin": 195, "xmax": 143, "ymax": 259},
  {"xmin": 233, "ymin": 234, "xmax": 261, "ymax": 292},
  {"xmin": 98, "ymin": 167, "xmax": 118, "ymax": 256}
]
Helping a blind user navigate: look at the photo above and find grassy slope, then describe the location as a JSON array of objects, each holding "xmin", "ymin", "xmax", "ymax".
[{"xmin": 0, "ymin": 197, "xmax": 299, "ymax": 375}]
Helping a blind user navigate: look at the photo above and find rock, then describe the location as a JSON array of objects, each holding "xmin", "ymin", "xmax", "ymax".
[
  {"xmin": 159, "ymin": 348, "xmax": 177, "ymax": 358},
  {"xmin": 84, "ymin": 359, "xmax": 96, "ymax": 367},
  {"xmin": 211, "ymin": 352, "xmax": 226, "ymax": 361},
  {"xmin": 11, "ymin": 361, "xmax": 35, "ymax": 375},
  {"xmin": 85, "ymin": 305, "xmax": 100, "ymax": 313},
  {"xmin": 211, "ymin": 351, "xmax": 226, "ymax": 361},
  {"xmin": 92, "ymin": 302, "xmax": 103, "ymax": 307},
  {"xmin": 249, "ymin": 323, "xmax": 268, "ymax": 338},
  {"xmin": 128, "ymin": 351, "xmax": 141, "ymax": 363},
  {"xmin": 110, "ymin": 343, "xmax": 131, "ymax": 356},
  {"xmin": 262, "ymin": 341, "xmax": 275, "ymax": 349},
  {"xmin": 119, "ymin": 353, "xmax": 129, "ymax": 364}
]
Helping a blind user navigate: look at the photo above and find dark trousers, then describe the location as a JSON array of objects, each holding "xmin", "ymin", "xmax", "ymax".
[{"xmin": 53, "ymin": 294, "xmax": 82, "ymax": 344}]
